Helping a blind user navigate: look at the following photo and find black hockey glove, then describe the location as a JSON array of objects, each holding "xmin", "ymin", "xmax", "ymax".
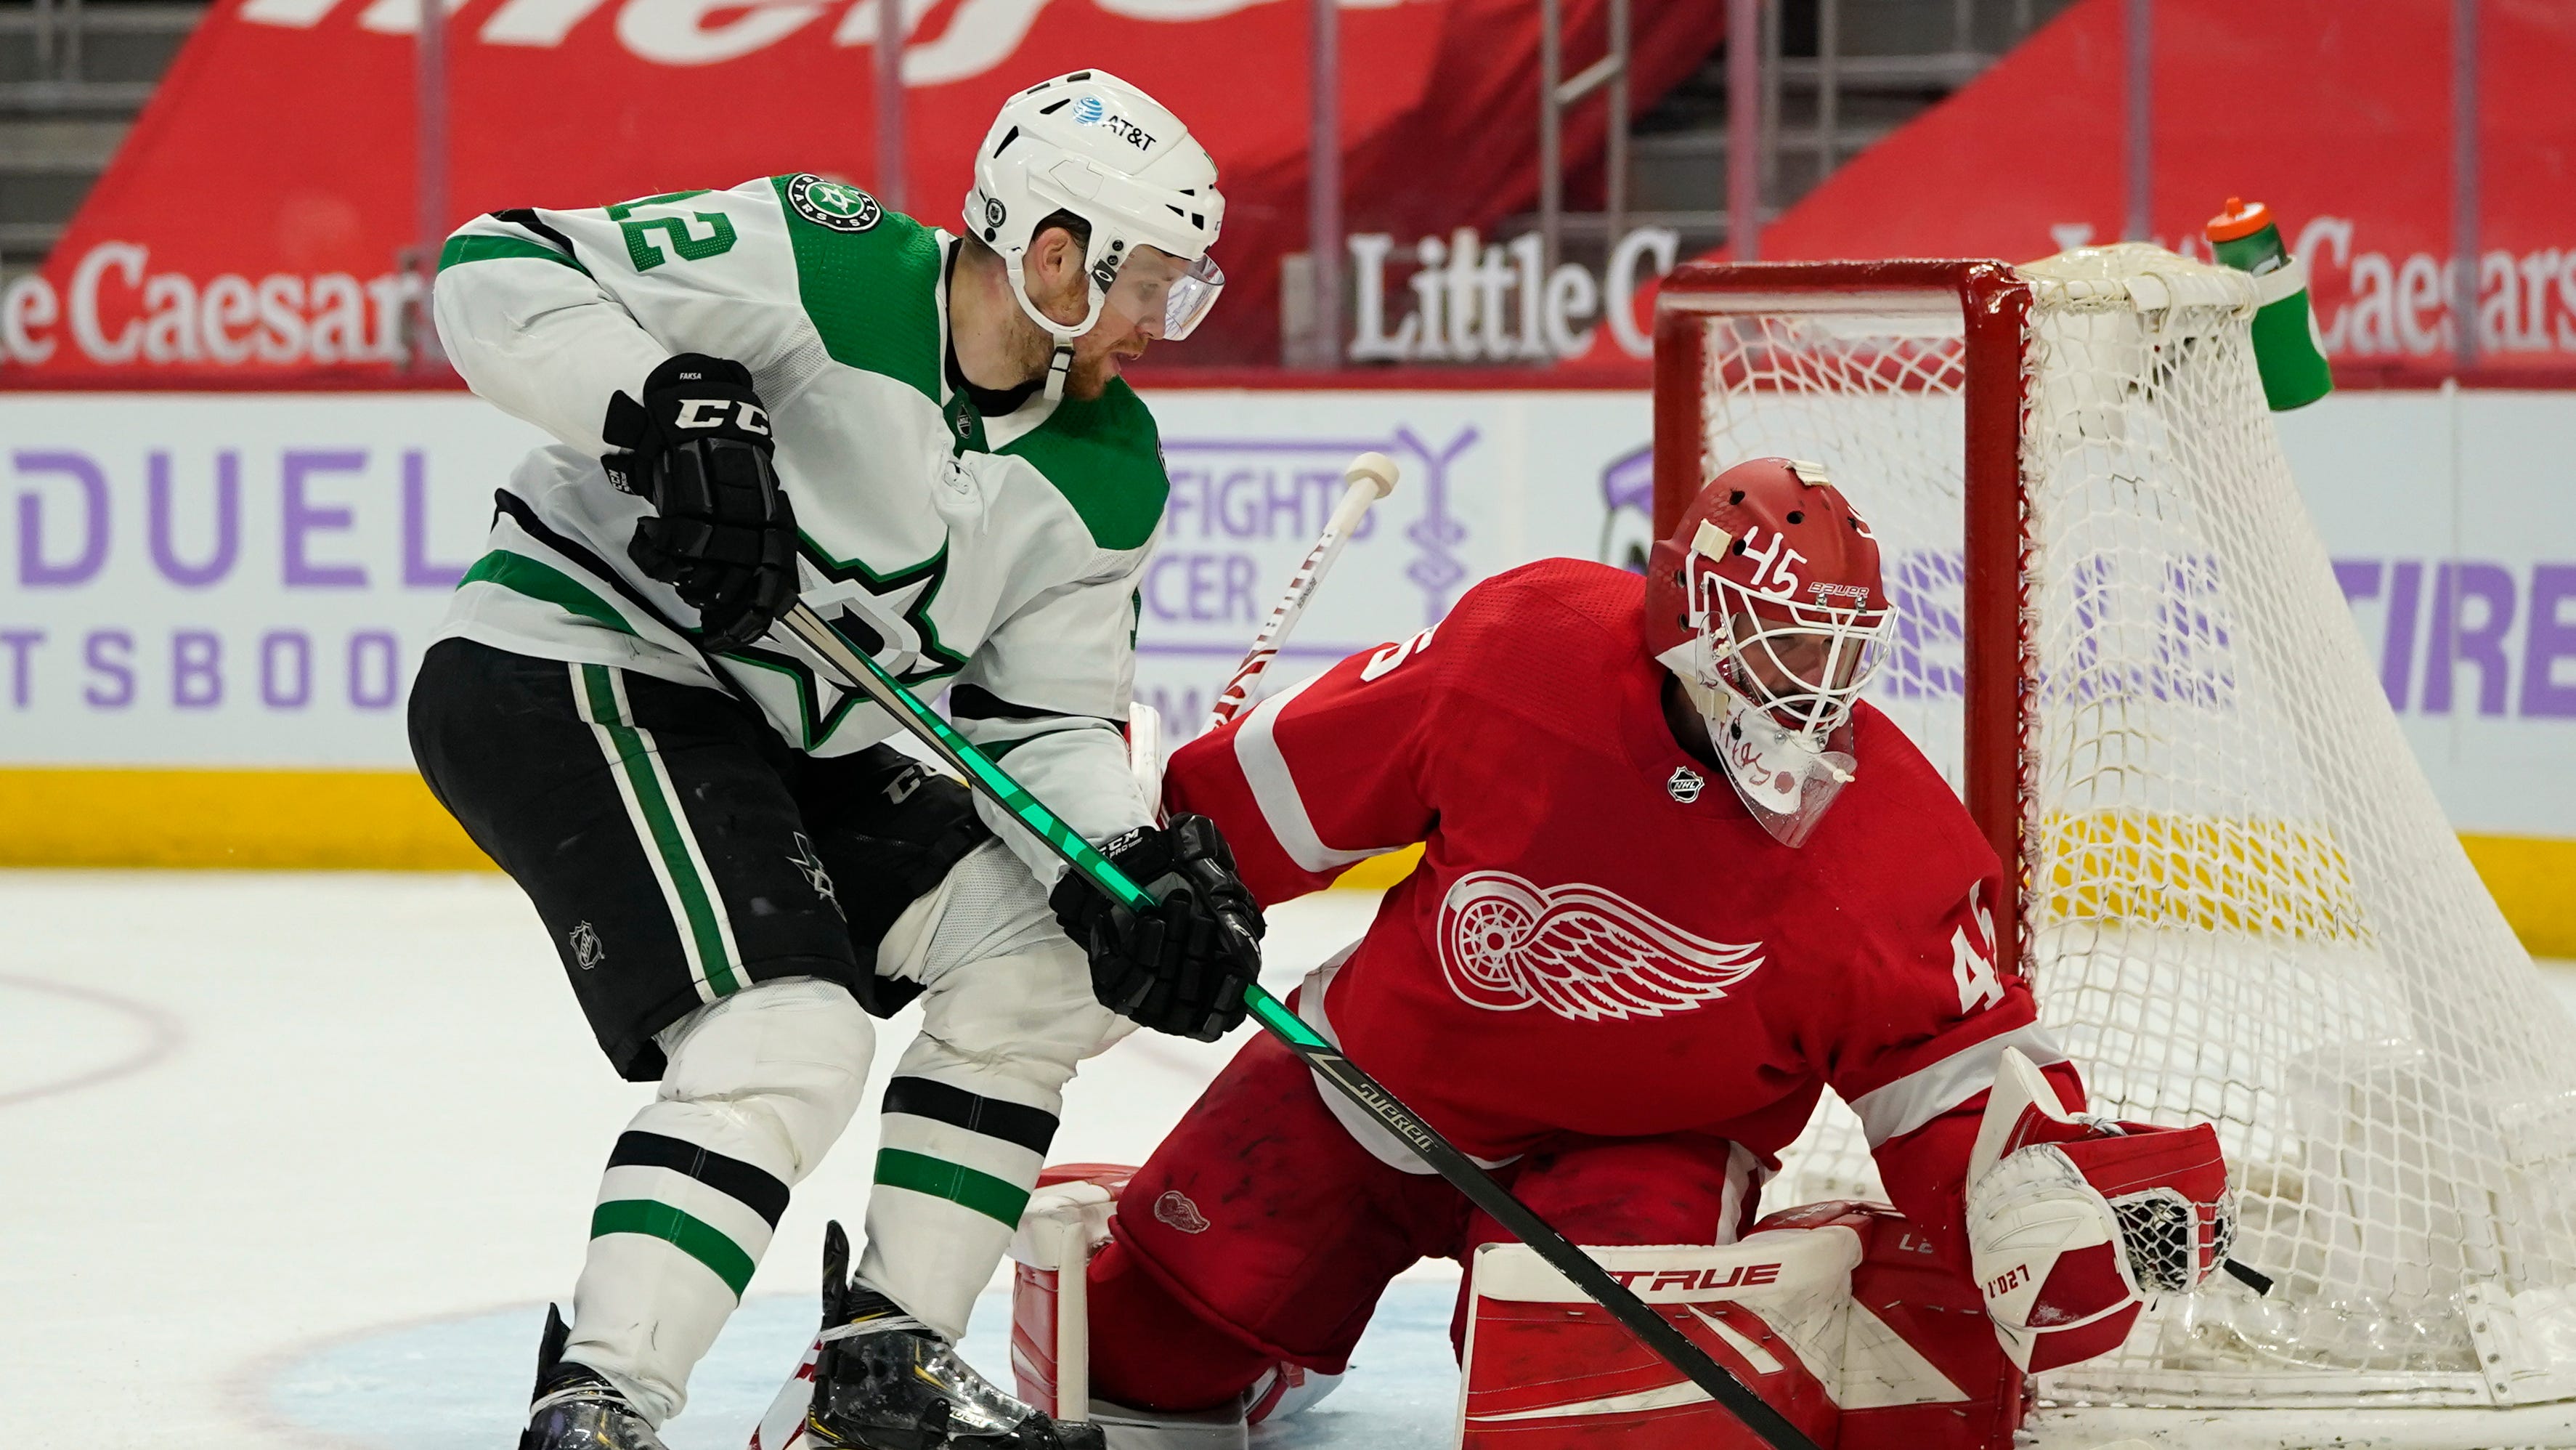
[
  {"xmin": 606, "ymin": 353, "xmax": 801, "ymax": 652},
  {"xmin": 1050, "ymin": 814, "xmax": 1265, "ymax": 1042}
]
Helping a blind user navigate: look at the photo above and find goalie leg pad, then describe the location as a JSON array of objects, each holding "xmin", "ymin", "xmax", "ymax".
[
  {"xmin": 1085, "ymin": 1031, "xmax": 1467, "ymax": 1382},
  {"xmin": 1461, "ymin": 1204, "xmax": 2024, "ymax": 1450},
  {"xmin": 1016, "ymin": 1032, "xmax": 1459, "ymax": 1422},
  {"xmin": 1008, "ymin": 1167, "xmax": 1276, "ymax": 1443},
  {"xmin": 1460, "ymin": 1236, "xmax": 1848, "ymax": 1450}
]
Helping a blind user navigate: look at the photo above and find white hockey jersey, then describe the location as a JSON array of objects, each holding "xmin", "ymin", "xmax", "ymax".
[{"xmin": 430, "ymin": 174, "xmax": 1166, "ymax": 877}]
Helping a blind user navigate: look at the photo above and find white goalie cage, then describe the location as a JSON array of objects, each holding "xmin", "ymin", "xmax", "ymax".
[{"xmin": 1651, "ymin": 245, "xmax": 2576, "ymax": 1447}]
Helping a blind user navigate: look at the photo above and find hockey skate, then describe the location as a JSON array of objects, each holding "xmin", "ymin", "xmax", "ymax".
[
  {"xmin": 803, "ymin": 1221, "xmax": 1104, "ymax": 1450},
  {"xmin": 518, "ymin": 1303, "xmax": 670, "ymax": 1450}
]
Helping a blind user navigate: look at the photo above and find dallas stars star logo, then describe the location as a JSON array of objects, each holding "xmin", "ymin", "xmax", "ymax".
[
  {"xmin": 720, "ymin": 538, "xmax": 967, "ymax": 749},
  {"xmin": 786, "ymin": 174, "xmax": 882, "ymax": 233}
]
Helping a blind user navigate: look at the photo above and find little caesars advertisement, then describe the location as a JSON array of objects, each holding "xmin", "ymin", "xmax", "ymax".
[{"xmin": 1, "ymin": 389, "xmax": 2571, "ymax": 849}]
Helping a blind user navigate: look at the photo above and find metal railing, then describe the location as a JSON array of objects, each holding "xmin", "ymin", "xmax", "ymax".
[
  {"xmin": 1535, "ymin": 0, "xmax": 2062, "ymax": 267},
  {"xmin": 0, "ymin": 1, "xmax": 196, "ymax": 102},
  {"xmin": 1537, "ymin": 0, "xmax": 1627, "ymax": 275},
  {"xmin": 26, "ymin": 0, "xmax": 89, "ymax": 81},
  {"xmin": 0, "ymin": 2, "xmax": 203, "ymax": 275}
]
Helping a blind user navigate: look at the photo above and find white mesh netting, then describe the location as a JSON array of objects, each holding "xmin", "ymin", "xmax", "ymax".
[{"xmin": 1682, "ymin": 245, "xmax": 2576, "ymax": 1425}]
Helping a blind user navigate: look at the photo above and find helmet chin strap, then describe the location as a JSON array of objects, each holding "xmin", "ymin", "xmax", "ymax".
[{"xmin": 1001, "ymin": 253, "xmax": 1107, "ymax": 403}]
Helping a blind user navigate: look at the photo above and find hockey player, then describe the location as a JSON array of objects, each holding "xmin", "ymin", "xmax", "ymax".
[
  {"xmin": 408, "ymin": 72, "xmax": 1262, "ymax": 1450},
  {"xmin": 1063, "ymin": 458, "xmax": 2234, "ymax": 1443}
]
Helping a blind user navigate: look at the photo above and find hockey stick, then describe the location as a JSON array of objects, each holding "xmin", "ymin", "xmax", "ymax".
[
  {"xmin": 774, "ymin": 601, "xmax": 1822, "ymax": 1450},
  {"xmin": 1203, "ymin": 451, "xmax": 1400, "ymax": 729},
  {"xmin": 1124, "ymin": 450, "xmax": 1396, "ymax": 809}
]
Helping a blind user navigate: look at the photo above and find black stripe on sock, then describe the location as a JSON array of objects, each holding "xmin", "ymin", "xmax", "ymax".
[
  {"xmin": 607, "ymin": 1130, "xmax": 790, "ymax": 1228},
  {"xmin": 882, "ymin": 1077, "xmax": 1058, "ymax": 1155}
]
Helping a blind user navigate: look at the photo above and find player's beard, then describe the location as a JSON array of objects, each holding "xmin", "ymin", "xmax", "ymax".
[
  {"xmin": 1062, "ymin": 339, "xmax": 1139, "ymax": 400},
  {"xmin": 1003, "ymin": 320, "xmax": 1121, "ymax": 402},
  {"xmin": 1002, "ymin": 290, "xmax": 1143, "ymax": 401}
]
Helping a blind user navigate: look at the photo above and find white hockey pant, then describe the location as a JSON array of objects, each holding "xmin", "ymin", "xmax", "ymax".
[{"xmin": 565, "ymin": 841, "xmax": 1116, "ymax": 1425}]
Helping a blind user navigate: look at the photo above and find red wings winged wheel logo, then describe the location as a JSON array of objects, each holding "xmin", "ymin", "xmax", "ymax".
[{"xmin": 1437, "ymin": 870, "xmax": 1764, "ymax": 1021}]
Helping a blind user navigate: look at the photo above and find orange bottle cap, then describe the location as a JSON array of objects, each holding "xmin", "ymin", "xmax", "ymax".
[{"xmin": 2206, "ymin": 196, "xmax": 2273, "ymax": 242}]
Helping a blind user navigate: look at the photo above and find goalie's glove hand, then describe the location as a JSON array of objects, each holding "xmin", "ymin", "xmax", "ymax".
[
  {"xmin": 1051, "ymin": 814, "xmax": 1264, "ymax": 1042},
  {"xmin": 1965, "ymin": 1048, "xmax": 2233, "ymax": 1374},
  {"xmin": 607, "ymin": 353, "xmax": 801, "ymax": 652}
]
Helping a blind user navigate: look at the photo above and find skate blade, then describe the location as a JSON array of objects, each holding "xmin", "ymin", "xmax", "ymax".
[{"xmin": 747, "ymin": 1332, "xmax": 823, "ymax": 1450}]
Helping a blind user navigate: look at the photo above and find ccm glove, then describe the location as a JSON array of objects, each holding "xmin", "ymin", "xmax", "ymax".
[
  {"xmin": 1050, "ymin": 814, "xmax": 1265, "ymax": 1041},
  {"xmin": 607, "ymin": 353, "xmax": 801, "ymax": 651}
]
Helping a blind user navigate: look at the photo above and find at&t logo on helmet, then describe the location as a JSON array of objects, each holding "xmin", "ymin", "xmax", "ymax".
[{"xmin": 1072, "ymin": 92, "xmax": 1159, "ymax": 150}]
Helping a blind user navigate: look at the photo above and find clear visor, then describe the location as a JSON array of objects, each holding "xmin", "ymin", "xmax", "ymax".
[
  {"xmin": 1690, "ymin": 566, "xmax": 1893, "ymax": 745},
  {"xmin": 1102, "ymin": 248, "xmax": 1224, "ymax": 341}
]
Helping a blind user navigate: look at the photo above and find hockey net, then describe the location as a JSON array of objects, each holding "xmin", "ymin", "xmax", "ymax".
[{"xmin": 1654, "ymin": 245, "xmax": 2576, "ymax": 1445}]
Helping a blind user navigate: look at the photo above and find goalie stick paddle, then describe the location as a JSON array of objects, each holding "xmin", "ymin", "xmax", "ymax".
[
  {"xmin": 773, "ymin": 600, "xmax": 1824, "ymax": 1450},
  {"xmin": 1203, "ymin": 451, "xmax": 1399, "ymax": 729}
]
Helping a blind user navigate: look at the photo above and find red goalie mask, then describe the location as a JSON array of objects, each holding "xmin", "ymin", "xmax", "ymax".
[{"xmin": 1646, "ymin": 458, "xmax": 1896, "ymax": 846}]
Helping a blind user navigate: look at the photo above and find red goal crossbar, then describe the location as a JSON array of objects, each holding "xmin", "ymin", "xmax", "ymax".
[{"xmin": 1650, "ymin": 260, "xmax": 2036, "ymax": 971}]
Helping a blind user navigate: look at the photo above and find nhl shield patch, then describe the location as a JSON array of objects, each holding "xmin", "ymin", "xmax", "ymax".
[{"xmin": 786, "ymin": 174, "xmax": 881, "ymax": 233}]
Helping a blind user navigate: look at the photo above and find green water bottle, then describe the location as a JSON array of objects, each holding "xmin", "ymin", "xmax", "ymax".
[{"xmin": 2206, "ymin": 197, "xmax": 2334, "ymax": 410}]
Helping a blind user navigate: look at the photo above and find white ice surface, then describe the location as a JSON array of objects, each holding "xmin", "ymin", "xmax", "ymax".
[
  {"xmin": 0, "ymin": 871, "xmax": 1461, "ymax": 1449},
  {"xmin": 6, "ymin": 870, "xmax": 2575, "ymax": 1449}
]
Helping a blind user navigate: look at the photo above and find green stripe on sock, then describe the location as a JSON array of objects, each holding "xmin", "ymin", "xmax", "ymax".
[
  {"xmin": 459, "ymin": 551, "xmax": 636, "ymax": 636},
  {"xmin": 590, "ymin": 1198, "xmax": 757, "ymax": 1297},
  {"xmin": 874, "ymin": 1149, "xmax": 1031, "ymax": 1228},
  {"xmin": 580, "ymin": 665, "xmax": 741, "ymax": 997}
]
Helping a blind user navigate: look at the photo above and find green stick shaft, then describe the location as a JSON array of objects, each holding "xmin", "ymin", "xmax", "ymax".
[{"xmin": 781, "ymin": 604, "xmax": 1330, "ymax": 1049}]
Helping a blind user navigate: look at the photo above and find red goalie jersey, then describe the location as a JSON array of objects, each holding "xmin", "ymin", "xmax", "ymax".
[{"xmin": 1162, "ymin": 556, "xmax": 2080, "ymax": 1272}]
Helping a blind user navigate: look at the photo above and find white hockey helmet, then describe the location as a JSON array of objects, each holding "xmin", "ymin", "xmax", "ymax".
[{"xmin": 964, "ymin": 70, "xmax": 1227, "ymax": 397}]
